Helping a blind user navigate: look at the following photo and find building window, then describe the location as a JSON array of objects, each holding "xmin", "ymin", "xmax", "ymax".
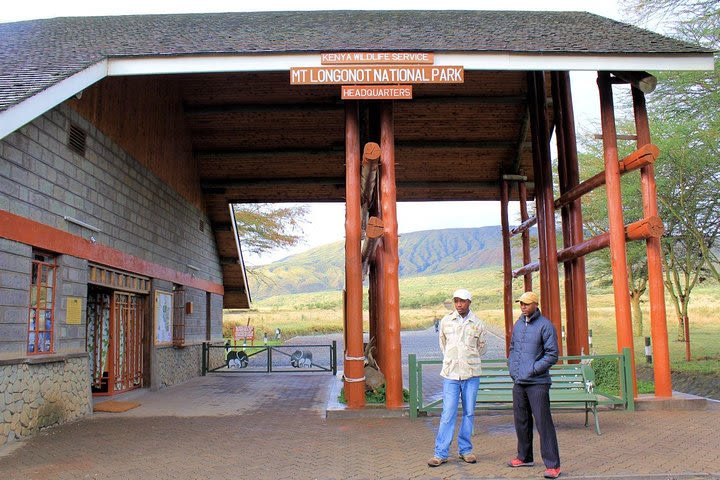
[
  {"xmin": 172, "ymin": 285, "xmax": 185, "ymax": 347},
  {"xmin": 27, "ymin": 252, "xmax": 57, "ymax": 354}
]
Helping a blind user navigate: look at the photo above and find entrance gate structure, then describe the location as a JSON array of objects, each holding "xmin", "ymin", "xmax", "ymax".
[{"xmin": 0, "ymin": 11, "xmax": 715, "ymax": 436}]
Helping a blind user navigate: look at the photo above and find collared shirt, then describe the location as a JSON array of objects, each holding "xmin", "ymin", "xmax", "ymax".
[{"xmin": 439, "ymin": 309, "xmax": 487, "ymax": 380}]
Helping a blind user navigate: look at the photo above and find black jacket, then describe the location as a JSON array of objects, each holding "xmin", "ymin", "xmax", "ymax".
[{"xmin": 508, "ymin": 308, "xmax": 559, "ymax": 384}]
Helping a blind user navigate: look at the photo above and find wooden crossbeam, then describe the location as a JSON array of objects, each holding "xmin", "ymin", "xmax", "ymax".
[
  {"xmin": 510, "ymin": 216, "xmax": 537, "ymax": 237},
  {"xmin": 512, "ymin": 216, "xmax": 664, "ymax": 278},
  {"xmin": 361, "ymin": 216, "xmax": 384, "ymax": 278},
  {"xmin": 554, "ymin": 144, "xmax": 659, "ymax": 210}
]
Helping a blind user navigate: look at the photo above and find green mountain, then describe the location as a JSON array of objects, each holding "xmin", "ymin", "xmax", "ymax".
[{"xmin": 248, "ymin": 226, "xmax": 534, "ymax": 300}]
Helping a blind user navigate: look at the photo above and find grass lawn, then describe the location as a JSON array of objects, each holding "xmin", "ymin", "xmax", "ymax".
[{"xmin": 224, "ymin": 267, "xmax": 720, "ymax": 376}]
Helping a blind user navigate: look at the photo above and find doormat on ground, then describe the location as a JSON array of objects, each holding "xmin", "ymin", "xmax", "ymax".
[{"xmin": 93, "ymin": 401, "xmax": 141, "ymax": 413}]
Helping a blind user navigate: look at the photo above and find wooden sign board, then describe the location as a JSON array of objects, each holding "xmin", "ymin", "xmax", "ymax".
[
  {"xmin": 234, "ymin": 325, "xmax": 255, "ymax": 341},
  {"xmin": 342, "ymin": 85, "xmax": 412, "ymax": 100},
  {"xmin": 321, "ymin": 52, "xmax": 434, "ymax": 65},
  {"xmin": 290, "ymin": 66, "xmax": 463, "ymax": 85}
]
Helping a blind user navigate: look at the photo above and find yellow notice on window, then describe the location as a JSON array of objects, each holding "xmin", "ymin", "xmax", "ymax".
[{"xmin": 66, "ymin": 297, "xmax": 82, "ymax": 325}]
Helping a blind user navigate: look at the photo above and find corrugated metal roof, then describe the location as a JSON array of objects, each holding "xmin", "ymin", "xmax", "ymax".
[{"xmin": 0, "ymin": 10, "xmax": 711, "ymax": 113}]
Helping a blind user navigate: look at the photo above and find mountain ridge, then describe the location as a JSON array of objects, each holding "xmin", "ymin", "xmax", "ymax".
[{"xmin": 248, "ymin": 226, "xmax": 535, "ymax": 300}]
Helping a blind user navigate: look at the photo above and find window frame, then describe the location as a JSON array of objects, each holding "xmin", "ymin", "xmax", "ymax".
[{"xmin": 27, "ymin": 252, "xmax": 58, "ymax": 355}]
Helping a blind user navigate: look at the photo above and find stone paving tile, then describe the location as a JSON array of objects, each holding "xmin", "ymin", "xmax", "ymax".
[
  {"xmin": 0, "ymin": 371, "xmax": 719, "ymax": 480},
  {"xmin": 2, "ymin": 325, "xmax": 719, "ymax": 479}
]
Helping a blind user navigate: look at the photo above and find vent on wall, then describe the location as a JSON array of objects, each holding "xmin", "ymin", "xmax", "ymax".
[{"xmin": 67, "ymin": 124, "xmax": 87, "ymax": 156}]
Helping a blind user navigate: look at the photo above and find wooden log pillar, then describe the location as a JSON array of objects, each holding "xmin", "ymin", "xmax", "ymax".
[
  {"xmin": 518, "ymin": 181, "xmax": 533, "ymax": 292},
  {"xmin": 632, "ymin": 87, "xmax": 672, "ymax": 397},
  {"xmin": 344, "ymin": 101, "xmax": 365, "ymax": 408},
  {"xmin": 597, "ymin": 72, "xmax": 637, "ymax": 396},
  {"xmin": 555, "ymin": 71, "xmax": 589, "ymax": 357},
  {"xmin": 374, "ymin": 238, "xmax": 386, "ymax": 373},
  {"xmin": 379, "ymin": 101, "xmax": 403, "ymax": 408},
  {"xmin": 527, "ymin": 71, "xmax": 563, "ymax": 352},
  {"xmin": 553, "ymin": 72, "xmax": 575, "ymax": 356},
  {"xmin": 500, "ymin": 178, "xmax": 513, "ymax": 355},
  {"xmin": 366, "ymin": 104, "xmax": 384, "ymax": 375}
]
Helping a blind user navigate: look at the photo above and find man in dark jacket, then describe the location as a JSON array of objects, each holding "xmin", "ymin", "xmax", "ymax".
[{"xmin": 507, "ymin": 291, "xmax": 561, "ymax": 479}]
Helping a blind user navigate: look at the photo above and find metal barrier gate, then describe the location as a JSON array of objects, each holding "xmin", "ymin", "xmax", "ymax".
[{"xmin": 202, "ymin": 341, "xmax": 337, "ymax": 375}]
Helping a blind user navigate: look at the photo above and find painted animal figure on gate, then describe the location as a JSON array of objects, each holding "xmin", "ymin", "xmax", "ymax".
[
  {"xmin": 290, "ymin": 350, "xmax": 313, "ymax": 368},
  {"xmin": 225, "ymin": 343, "xmax": 249, "ymax": 369}
]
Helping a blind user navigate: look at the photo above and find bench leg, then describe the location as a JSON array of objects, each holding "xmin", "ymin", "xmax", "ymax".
[
  {"xmin": 584, "ymin": 402, "xmax": 589, "ymax": 427},
  {"xmin": 593, "ymin": 403, "xmax": 601, "ymax": 435}
]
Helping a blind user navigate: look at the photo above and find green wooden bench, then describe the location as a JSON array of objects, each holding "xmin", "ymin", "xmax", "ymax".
[{"xmin": 476, "ymin": 361, "xmax": 601, "ymax": 435}]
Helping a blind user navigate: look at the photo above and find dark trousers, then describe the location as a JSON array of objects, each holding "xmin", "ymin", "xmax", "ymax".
[{"xmin": 512, "ymin": 383, "xmax": 560, "ymax": 469}]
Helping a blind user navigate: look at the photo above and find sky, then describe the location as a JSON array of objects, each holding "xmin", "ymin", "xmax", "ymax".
[{"xmin": 1, "ymin": 0, "xmax": 625, "ymax": 265}]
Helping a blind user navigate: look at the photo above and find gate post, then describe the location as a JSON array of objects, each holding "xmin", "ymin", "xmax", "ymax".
[
  {"xmin": 332, "ymin": 340, "xmax": 337, "ymax": 376},
  {"xmin": 201, "ymin": 342, "xmax": 207, "ymax": 376}
]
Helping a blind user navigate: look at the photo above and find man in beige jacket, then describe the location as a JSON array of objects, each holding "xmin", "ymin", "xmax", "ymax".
[{"xmin": 428, "ymin": 288, "xmax": 487, "ymax": 467}]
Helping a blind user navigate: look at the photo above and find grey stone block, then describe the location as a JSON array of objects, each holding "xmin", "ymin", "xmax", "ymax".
[
  {"xmin": 0, "ymin": 272, "xmax": 30, "ymax": 290},
  {"xmin": 0, "ymin": 306, "xmax": 27, "ymax": 324},
  {"xmin": 0, "ymin": 323, "xmax": 27, "ymax": 342}
]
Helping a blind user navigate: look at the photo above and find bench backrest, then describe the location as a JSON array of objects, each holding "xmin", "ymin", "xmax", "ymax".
[{"xmin": 478, "ymin": 362, "xmax": 592, "ymax": 392}]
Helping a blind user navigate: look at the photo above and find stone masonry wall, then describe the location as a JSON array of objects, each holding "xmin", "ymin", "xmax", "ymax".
[
  {"xmin": 209, "ymin": 293, "xmax": 224, "ymax": 342},
  {"xmin": 0, "ymin": 355, "xmax": 91, "ymax": 447},
  {"xmin": 0, "ymin": 238, "xmax": 31, "ymax": 357},
  {"xmin": 55, "ymin": 254, "xmax": 88, "ymax": 354},
  {"xmin": 0, "ymin": 103, "xmax": 222, "ymax": 283},
  {"xmin": 155, "ymin": 344, "xmax": 202, "ymax": 389}
]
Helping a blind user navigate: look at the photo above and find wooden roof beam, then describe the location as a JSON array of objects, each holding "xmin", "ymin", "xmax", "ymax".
[
  {"xmin": 184, "ymin": 95, "xmax": 528, "ymax": 115},
  {"xmin": 195, "ymin": 140, "xmax": 525, "ymax": 158},
  {"xmin": 204, "ymin": 178, "xmax": 536, "ymax": 191}
]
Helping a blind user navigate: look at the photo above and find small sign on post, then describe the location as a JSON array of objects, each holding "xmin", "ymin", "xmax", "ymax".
[{"xmin": 234, "ymin": 325, "xmax": 255, "ymax": 345}]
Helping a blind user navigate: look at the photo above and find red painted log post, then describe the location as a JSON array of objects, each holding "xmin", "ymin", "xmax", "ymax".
[
  {"xmin": 598, "ymin": 72, "xmax": 637, "ymax": 397},
  {"xmin": 380, "ymin": 101, "xmax": 403, "ymax": 409},
  {"xmin": 344, "ymin": 101, "xmax": 365, "ymax": 408},
  {"xmin": 632, "ymin": 86, "xmax": 672, "ymax": 397}
]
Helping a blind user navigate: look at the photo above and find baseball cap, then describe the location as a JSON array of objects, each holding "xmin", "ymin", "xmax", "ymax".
[
  {"xmin": 452, "ymin": 289, "xmax": 472, "ymax": 301},
  {"xmin": 516, "ymin": 291, "xmax": 539, "ymax": 304}
]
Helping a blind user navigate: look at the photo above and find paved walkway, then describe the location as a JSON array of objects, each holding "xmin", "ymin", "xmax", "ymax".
[{"xmin": 1, "ymin": 328, "xmax": 719, "ymax": 480}]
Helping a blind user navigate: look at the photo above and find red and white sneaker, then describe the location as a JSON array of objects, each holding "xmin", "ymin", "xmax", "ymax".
[
  {"xmin": 544, "ymin": 467, "xmax": 561, "ymax": 478},
  {"xmin": 507, "ymin": 458, "xmax": 534, "ymax": 467}
]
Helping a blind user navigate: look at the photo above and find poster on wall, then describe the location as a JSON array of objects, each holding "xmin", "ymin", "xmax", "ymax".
[{"xmin": 154, "ymin": 290, "xmax": 173, "ymax": 345}]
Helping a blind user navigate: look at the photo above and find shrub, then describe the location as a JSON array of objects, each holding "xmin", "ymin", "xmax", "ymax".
[
  {"xmin": 338, "ymin": 385, "xmax": 410, "ymax": 404},
  {"xmin": 591, "ymin": 357, "xmax": 654, "ymax": 395},
  {"xmin": 592, "ymin": 357, "xmax": 620, "ymax": 395}
]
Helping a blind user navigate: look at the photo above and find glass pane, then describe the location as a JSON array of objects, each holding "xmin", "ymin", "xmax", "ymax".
[
  {"xmin": 29, "ymin": 309, "xmax": 36, "ymax": 331},
  {"xmin": 28, "ymin": 333, "xmax": 36, "ymax": 353},
  {"xmin": 30, "ymin": 287, "xmax": 37, "ymax": 306},
  {"xmin": 38, "ymin": 333, "xmax": 48, "ymax": 352},
  {"xmin": 46, "ymin": 268, "xmax": 55, "ymax": 288},
  {"xmin": 40, "ymin": 266, "xmax": 49, "ymax": 285},
  {"xmin": 44, "ymin": 310, "xmax": 52, "ymax": 331},
  {"xmin": 42, "ymin": 287, "xmax": 52, "ymax": 306},
  {"xmin": 44, "ymin": 333, "xmax": 51, "ymax": 352},
  {"xmin": 31, "ymin": 263, "xmax": 39, "ymax": 285}
]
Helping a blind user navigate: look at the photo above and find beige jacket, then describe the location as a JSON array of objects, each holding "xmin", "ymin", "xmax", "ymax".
[{"xmin": 439, "ymin": 309, "xmax": 487, "ymax": 380}]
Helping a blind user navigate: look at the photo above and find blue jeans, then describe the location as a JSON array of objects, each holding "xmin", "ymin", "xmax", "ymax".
[{"xmin": 433, "ymin": 377, "xmax": 480, "ymax": 459}]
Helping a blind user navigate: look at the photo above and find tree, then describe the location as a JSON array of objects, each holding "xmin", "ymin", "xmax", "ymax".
[
  {"xmin": 653, "ymin": 119, "xmax": 720, "ymax": 348},
  {"xmin": 232, "ymin": 203, "xmax": 309, "ymax": 261},
  {"xmin": 622, "ymin": 0, "xmax": 720, "ymax": 356}
]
